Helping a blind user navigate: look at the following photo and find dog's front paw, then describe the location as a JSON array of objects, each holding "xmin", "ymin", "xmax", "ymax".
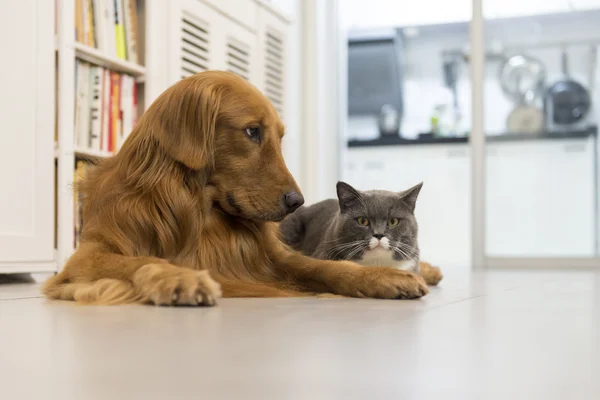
[
  {"xmin": 419, "ymin": 261, "xmax": 443, "ymax": 286},
  {"xmin": 351, "ymin": 267, "xmax": 429, "ymax": 299},
  {"xmin": 134, "ymin": 263, "xmax": 222, "ymax": 306}
]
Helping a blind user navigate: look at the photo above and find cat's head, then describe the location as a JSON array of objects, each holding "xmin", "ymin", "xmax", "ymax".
[{"xmin": 331, "ymin": 181, "xmax": 422, "ymax": 271}]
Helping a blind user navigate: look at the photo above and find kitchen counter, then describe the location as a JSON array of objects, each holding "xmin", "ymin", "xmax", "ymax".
[{"xmin": 347, "ymin": 126, "xmax": 597, "ymax": 148}]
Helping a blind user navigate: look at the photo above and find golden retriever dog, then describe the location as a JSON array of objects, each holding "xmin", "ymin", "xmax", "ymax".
[{"xmin": 43, "ymin": 71, "xmax": 436, "ymax": 306}]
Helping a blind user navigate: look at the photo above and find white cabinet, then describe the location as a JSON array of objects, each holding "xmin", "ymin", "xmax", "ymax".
[
  {"xmin": 0, "ymin": 0, "xmax": 55, "ymax": 269},
  {"xmin": 169, "ymin": 0, "xmax": 258, "ymax": 82},
  {"xmin": 256, "ymin": 5, "xmax": 288, "ymax": 120},
  {"xmin": 485, "ymin": 138, "xmax": 596, "ymax": 257},
  {"xmin": 201, "ymin": 0, "xmax": 259, "ymax": 32},
  {"xmin": 168, "ymin": 0, "xmax": 290, "ymax": 95},
  {"xmin": 343, "ymin": 137, "xmax": 597, "ymax": 265}
]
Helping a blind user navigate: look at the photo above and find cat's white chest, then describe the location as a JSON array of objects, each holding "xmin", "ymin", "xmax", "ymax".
[{"xmin": 357, "ymin": 247, "xmax": 416, "ymax": 271}]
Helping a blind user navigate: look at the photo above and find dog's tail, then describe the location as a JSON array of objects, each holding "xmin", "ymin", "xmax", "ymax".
[
  {"xmin": 219, "ymin": 280, "xmax": 313, "ymax": 298},
  {"xmin": 42, "ymin": 275, "xmax": 142, "ymax": 305}
]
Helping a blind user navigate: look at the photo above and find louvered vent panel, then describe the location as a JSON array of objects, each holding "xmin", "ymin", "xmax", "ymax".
[
  {"xmin": 264, "ymin": 29, "xmax": 284, "ymax": 118},
  {"xmin": 226, "ymin": 39, "xmax": 251, "ymax": 80},
  {"xmin": 181, "ymin": 14, "xmax": 209, "ymax": 79}
]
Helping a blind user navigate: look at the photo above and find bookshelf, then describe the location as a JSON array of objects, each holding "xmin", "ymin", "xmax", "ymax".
[
  {"xmin": 56, "ymin": 0, "xmax": 148, "ymax": 267},
  {"xmin": 0, "ymin": 0, "xmax": 293, "ymax": 273},
  {"xmin": 74, "ymin": 42, "xmax": 146, "ymax": 77},
  {"xmin": 74, "ymin": 146, "xmax": 114, "ymax": 159},
  {"xmin": 49, "ymin": 0, "xmax": 292, "ymax": 271}
]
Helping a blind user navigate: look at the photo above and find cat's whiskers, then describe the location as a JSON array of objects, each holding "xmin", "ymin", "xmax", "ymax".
[
  {"xmin": 344, "ymin": 243, "xmax": 369, "ymax": 261},
  {"xmin": 390, "ymin": 241, "xmax": 419, "ymax": 253},
  {"xmin": 324, "ymin": 241, "xmax": 358, "ymax": 258},
  {"xmin": 325, "ymin": 240, "xmax": 368, "ymax": 259},
  {"xmin": 388, "ymin": 242, "xmax": 419, "ymax": 263},
  {"xmin": 326, "ymin": 243, "xmax": 364, "ymax": 259}
]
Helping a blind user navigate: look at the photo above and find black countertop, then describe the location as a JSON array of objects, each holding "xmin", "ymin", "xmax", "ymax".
[{"xmin": 347, "ymin": 127, "xmax": 597, "ymax": 148}]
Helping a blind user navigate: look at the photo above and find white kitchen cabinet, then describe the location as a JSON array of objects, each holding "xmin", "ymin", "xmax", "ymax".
[
  {"xmin": 0, "ymin": 0, "xmax": 55, "ymax": 271},
  {"xmin": 343, "ymin": 145, "xmax": 472, "ymax": 266},
  {"xmin": 485, "ymin": 138, "xmax": 596, "ymax": 257},
  {"xmin": 344, "ymin": 137, "xmax": 597, "ymax": 265}
]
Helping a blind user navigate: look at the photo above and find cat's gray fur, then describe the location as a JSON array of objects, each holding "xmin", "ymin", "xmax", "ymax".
[{"xmin": 279, "ymin": 181, "xmax": 423, "ymax": 272}]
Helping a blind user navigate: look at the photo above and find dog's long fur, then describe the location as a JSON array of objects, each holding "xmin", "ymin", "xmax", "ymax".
[{"xmin": 43, "ymin": 71, "xmax": 431, "ymax": 306}]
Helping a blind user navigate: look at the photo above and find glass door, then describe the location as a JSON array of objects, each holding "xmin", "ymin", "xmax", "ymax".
[{"xmin": 471, "ymin": 0, "xmax": 600, "ymax": 268}]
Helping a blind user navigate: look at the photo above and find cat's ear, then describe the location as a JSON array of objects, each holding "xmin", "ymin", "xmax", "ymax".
[
  {"xmin": 336, "ymin": 181, "xmax": 362, "ymax": 213},
  {"xmin": 399, "ymin": 182, "xmax": 423, "ymax": 212}
]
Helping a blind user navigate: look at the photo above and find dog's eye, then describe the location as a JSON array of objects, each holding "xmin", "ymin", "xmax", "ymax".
[
  {"xmin": 244, "ymin": 127, "xmax": 261, "ymax": 143},
  {"xmin": 356, "ymin": 217, "xmax": 369, "ymax": 226},
  {"xmin": 388, "ymin": 218, "xmax": 400, "ymax": 227}
]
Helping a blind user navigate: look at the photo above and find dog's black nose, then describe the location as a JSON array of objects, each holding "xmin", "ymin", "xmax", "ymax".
[
  {"xmin": 283, "ymin": 192, "xmax": 304, "ymax": 213},
  {"xmin": 373, "ymin": 234, "xmax": 384, "ymax": 239}
]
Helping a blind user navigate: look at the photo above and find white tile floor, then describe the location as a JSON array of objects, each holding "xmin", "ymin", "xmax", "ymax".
[{"xmin": 0, "ymin": 266, "xmax": 599, "ymax": 399}]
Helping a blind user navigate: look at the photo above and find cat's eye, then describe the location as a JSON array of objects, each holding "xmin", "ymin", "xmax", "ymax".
[
  {"xmin": 244, "ymin": 127, "xmax": 261, "ymax": 143},
  {"xmin": 388, "ymin": 218, "xmax": 400, "ymax": 227},
  {"xmin": 356, "ymin": 217, "xmax": 369, "ymax": 226}
]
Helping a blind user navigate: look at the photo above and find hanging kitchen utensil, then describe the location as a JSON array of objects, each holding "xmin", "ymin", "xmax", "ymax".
[
  {"xmin": 544, "ymin": 47, "xmax": 591, "ymax": 129},
  {"xmin": 499, "ymin": 54, "xmax": 546, "ymax": 134},
  {"xmin": 499, "ymin": 54, "xmax": 546, "ymax": 104},
  {"xmin": 442, "ymin": 56, "xmax": 462, "ymax": 136}
]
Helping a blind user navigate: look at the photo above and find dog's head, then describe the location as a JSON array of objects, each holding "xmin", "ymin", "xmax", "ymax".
[{"xmin": 146, "ymin": 71, "xmax": 303, "ymax": 221}]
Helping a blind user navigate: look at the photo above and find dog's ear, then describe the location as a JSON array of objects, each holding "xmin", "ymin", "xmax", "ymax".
[{"xmin": 148, "ymin": 77, "xmax": 222, "ymax": 170}]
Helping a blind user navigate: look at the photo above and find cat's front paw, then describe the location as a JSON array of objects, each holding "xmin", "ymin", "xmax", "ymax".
[{"xmin": 353, "ymin": 267, "xmax": 428, "ymax": 299}]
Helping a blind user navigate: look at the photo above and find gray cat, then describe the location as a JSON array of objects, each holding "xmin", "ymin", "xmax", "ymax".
[{"xmin": 279, "ymin": 181, "xmax": 423, "ymax": 273}]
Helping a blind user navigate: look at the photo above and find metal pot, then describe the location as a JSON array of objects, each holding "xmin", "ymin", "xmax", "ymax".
[{"xmin": 545, "ymin": 48, "xmax": 591, "ymax": 126}]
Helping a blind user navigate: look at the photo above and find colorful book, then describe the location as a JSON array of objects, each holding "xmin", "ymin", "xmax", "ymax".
[
  {"xmin": 89, "ymin": 66, "xmax": 103, "ymax": 149},
  {"xmin": 92, "ymin": 0, "xmax": 106, "ymax": 51},
  {"xmin": 120, "ymin": 75, "xmax": 134, "ymax": 149},
  {"xmin": 101, "ymin": 69, "xmax": 111, "ymax": 152},
  {"xmin": 75, "ymin": 62, "xmax": 91, "ymax": 147},
  {"xmin": 75, "ymin": 0, "xmax": 84, "ymax": 43},
  {"xmin": 110, "ymin": 72, "xmax": 121, "ymax": 151},
  {"xmin": 104, "ymin": 0, "xmax": 117, "ymax": 57},
  {"xmin": 114, "ymin": 0, "xmax": 127, "ymax": 59},
  {"xmin": 123, "ymin": 0, "xmax": 138, "ymax": 63},
  {"xmin": 132, "ymin": 79, "xmax": 138, "ymax": 128},
  {"xmin": 86, "ymin": 0, "xmax": 96, "ymax": 47}
]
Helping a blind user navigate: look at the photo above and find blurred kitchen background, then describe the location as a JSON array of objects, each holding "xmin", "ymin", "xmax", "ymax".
[{"xmin": 336, "ymin": 1, "xmax": 600, "ymax": 268}]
